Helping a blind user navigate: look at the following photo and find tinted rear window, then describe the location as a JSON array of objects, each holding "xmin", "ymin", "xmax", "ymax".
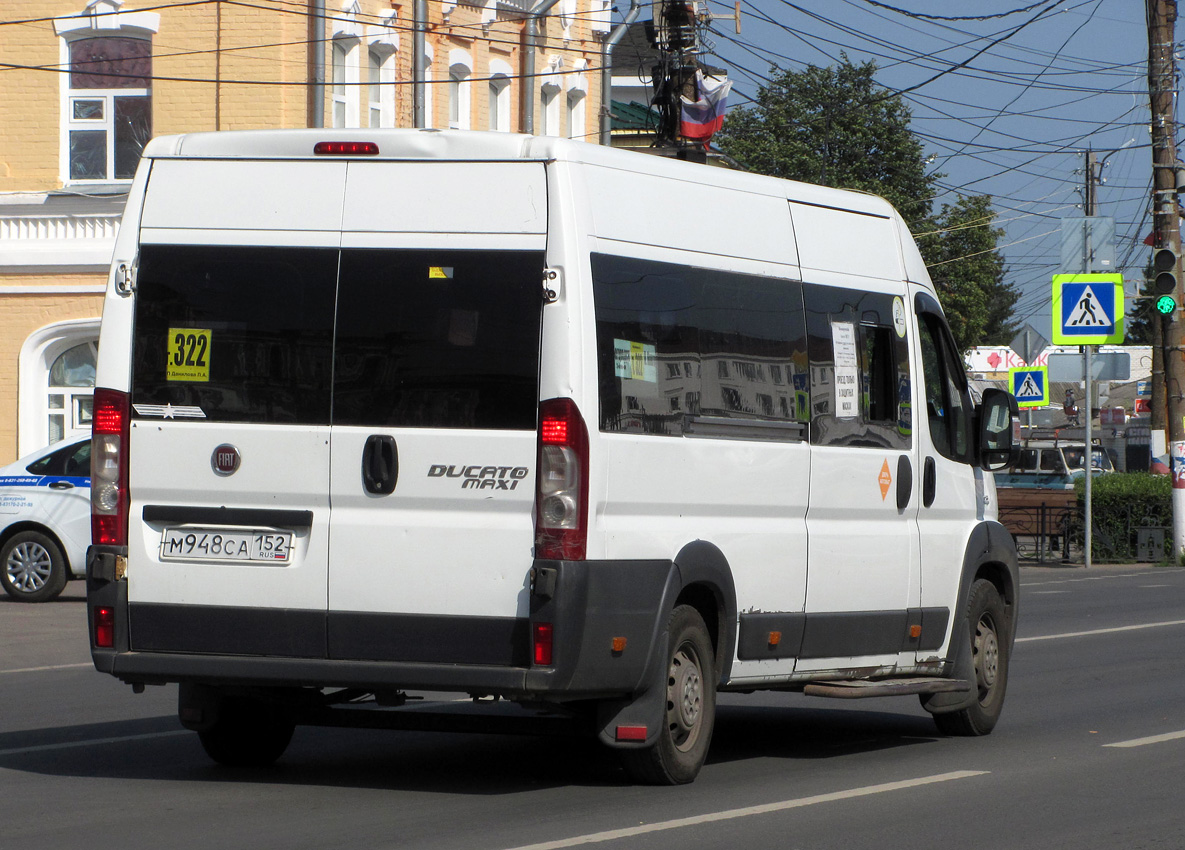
[
  {"xmin": 333, "ymin": 250, "xmax": 543, "ymax": 429},
  {"xmin": 133, "ymin": 245, "xmax": 338, "ymax": 424},
  {"xmin": 132, "ymin": 245, "xmax": 542, "ymax": 429}
]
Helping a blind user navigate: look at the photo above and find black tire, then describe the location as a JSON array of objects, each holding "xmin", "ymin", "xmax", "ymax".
[
  {"xmin": 619, "ymin": 605, "xmax": 716, "ymax": 785},
  {"xmin": 196, "ymin": 698, "xmax": 295, "ymax": 767},
  {"xmin": 0, "ymin": 530, "xmax": 68, "ymax": 602},
  {"xmin": 934, "ymin": 579, "xmax": 1010, "ymax": 736}
]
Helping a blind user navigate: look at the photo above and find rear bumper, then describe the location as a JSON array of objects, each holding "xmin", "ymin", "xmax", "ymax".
[{"xmin": 87, "ymin": 547, "xmax": 677, "ymax": 701}]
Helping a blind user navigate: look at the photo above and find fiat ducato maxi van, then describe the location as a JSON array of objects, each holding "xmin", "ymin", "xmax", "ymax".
[{"xmin": 87, "ymin": 130, "xmax": 1020, "ymax": 784}]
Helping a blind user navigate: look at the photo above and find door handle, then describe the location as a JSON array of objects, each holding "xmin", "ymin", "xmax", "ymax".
[
  {"xmin": 362, "ymin": 435, "xmax": 398, "ymax": 495},
  {"xmin": 923, "ymin": 456, "xmax": 936, "ymax": 508},
  {"xmin": 896, "ymin": 455, "xmax": 913, "ymax": 511},
  {"xmin": 49, "ymin": 481, "xmax": 74, "ymax": 490}
]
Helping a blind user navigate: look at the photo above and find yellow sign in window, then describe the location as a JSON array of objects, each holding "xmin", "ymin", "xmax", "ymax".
[{"xmin": 166, "ymin": 328, "xmax": 212, "ymax": 382}]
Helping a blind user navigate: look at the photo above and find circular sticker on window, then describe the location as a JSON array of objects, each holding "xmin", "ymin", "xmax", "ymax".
[{"xmin": 892, "ymin": 296, "xmax": 907, "ymax": 338}]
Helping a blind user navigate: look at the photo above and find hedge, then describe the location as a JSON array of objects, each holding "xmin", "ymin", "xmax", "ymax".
[{"xmin": 1071, "ymin": 473, "xmax": 1173, "ymax": 562}]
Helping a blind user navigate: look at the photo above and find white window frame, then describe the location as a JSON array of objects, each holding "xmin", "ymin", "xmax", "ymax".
[
  {"xmin": 448, "ymin": 49, "xmax": 472, "ymax": 130},
  {"xmin": 566, "ymin": 72, "xmax": 587, "ymax": 140},
  {"xmin": 366, "ymin": 13, "xmax": 398, "ymax": 129},
  {"xmin": 540, "ymin": 56, "xmax": 563, "ymax": 137},
  {"xmin": 53, "ymin": 0, "xmax": 160, "ymax": 186},
  {"xmin": 488, "ymin": 58, "xmax": 512, "ymax": 132},
  {"xmin": 419, "ymin": 43, "xmax": 435, "ymax": 128},
  {"xmin": 331, "ymin": 2, "xmax": 362, "ymax": 128},
  {"xmin": 18, "ymin": 319, "xmax": 101, "ymax": 455}
]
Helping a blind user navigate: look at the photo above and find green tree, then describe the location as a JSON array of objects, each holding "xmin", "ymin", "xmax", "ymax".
[
  {"xmin": 917, "ymin": 195, "xmax": 1015, "ymax": 351},
  {"xmin": 716, "ymin": 57, "xmax": 938, "ymax": 224}
]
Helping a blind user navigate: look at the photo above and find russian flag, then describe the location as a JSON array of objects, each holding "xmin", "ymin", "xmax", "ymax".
[{"xmin": 680, "ymin": 70, "xmax": 732, "ymax": 142}]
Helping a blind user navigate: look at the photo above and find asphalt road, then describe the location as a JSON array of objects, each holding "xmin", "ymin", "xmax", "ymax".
[{"xmin": 3, "ymin": 566, "xmax": 1184, "ymax": 850}]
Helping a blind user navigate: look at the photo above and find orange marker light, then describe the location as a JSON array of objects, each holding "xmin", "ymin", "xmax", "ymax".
[
  {"xmin": 910, "ymin": 625, "xmax": 922, "ymax": 639},
  {"xmin": 768, "ymin": 630, "xmax": 782, "ymax": 646},
  {"xmin": 611, "ymin": 637, "xmax": 627, "ymax": 653}
]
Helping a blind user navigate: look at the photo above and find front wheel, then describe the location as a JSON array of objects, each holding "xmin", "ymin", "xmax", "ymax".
[
  {"xmin": 619, "ymin": 605, "xmax": 716, "ymax": 785},
  {"xmin": 933, "ymin": 579, "xmax": 1010, "ymax": 736},
  {"xmin": 1, "ymin": 531, "xmax": 68, "ymax": 602}
]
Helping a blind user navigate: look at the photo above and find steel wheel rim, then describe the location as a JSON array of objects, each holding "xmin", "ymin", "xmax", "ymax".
[
  {"xmin": 6, "ymin": 541, "xmax": 53, "ymax": 592},
  {"xmin": 667, "ymin": 641, "xmax": 704, "ymax": 752},
  {"xmin": 973, "ymin": 612, "xmax": 1000, "ymax": 702}
]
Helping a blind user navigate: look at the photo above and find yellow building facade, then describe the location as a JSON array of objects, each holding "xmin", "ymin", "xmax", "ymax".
[{"xmin": 0, "ymin": 0, "xmax": 610, "ymax": 462}]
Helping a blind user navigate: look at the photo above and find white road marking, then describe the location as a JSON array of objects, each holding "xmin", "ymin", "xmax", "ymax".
[
  {"xmin": 0, "ymin": 730, "xmax": 189, "ymax": 757},
  {"xmin": 1104, "ymin": 730, "xmax": 1185, "ymax": 749},
  {"xmin": 0, "ymin": 662, "xmax": 93, "ymax": 675},
  {"xmin": 1016, "ymin": 619, "xmax": 1185, "ymax": 643},
  {"xmin": 501, "ymin": 771, "xmax": 989, "ymax": 850},
  {"xmin": 1022, "ymin": 570, "xmax": 1183, "ymax": 588}
]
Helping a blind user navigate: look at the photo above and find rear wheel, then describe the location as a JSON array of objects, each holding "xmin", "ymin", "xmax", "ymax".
[
  {"xmin": 196, "ymin": 697, "xmax": 295, "ymax": 767},
  {"xmin": 0, "ymin": 531, "xmax": 68, "ymax": 602},
  {"xmin": 619, "ymin": 605, "xmax": 716, "ymax": 785},
  {"xmin": 933, "ymin": 579, "xmax": 1010, "ymax": 736}
]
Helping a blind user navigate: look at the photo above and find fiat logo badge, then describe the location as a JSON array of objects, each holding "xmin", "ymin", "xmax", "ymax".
[{"xmin": 212, "ymin": 444, "xmax": 241, "ymax": 476}]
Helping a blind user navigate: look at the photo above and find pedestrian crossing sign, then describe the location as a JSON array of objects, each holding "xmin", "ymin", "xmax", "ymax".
[
  {"xmin": 1051, "ymin": 273, "xmax": 1124, "ymax": 345},
  {"xmin": 1009, "ymin": 367, "xmax": 1048, "ymax": 408}
]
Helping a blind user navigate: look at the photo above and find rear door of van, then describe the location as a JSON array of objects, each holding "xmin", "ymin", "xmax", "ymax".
[
  {"xmin": 325, "ymin": 161, "xmax": 547, "ymax": 664},
  {"xmin": 127, "ymin": 159, "xmax": 343, "ymax": 656}
]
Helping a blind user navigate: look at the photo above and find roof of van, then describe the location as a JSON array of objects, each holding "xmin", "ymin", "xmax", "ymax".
[{"xmin": 141, "ymin": 128, "xmax": 899, "ymax": 220}]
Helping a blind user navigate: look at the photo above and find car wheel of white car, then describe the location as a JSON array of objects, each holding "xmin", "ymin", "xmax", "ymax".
[{"xmin": 1, "ymin": 531, "xmax": 68, "ymax": 602}]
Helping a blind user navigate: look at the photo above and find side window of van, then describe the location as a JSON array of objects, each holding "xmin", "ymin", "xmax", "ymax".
[
  {"xmin": 803, "ymin": 284, "xmax": 911, "ymax": 450},
  {"xmin": 916, "ymin": 308, "xmax": 975, "ymax": 464},
  {"xmin": 133, "ymin": 245, "xmax": 339, "ymax": 424},
  {"xmin": 592, "ymin": 254, "xmax": 808, "ymax": 436}
]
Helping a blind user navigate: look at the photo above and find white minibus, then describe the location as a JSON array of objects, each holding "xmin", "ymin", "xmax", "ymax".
[{"xmin": 87, "ymin": 130, "xmax": 1020, "ymax": 784}]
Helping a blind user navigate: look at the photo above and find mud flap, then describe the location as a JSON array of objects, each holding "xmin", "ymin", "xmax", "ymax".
[
  {"xmin": 919, "ymin": 612, "xmax": 975, "ymax": 715},
  {"xmin": 594, "ymin": 622, "xmax": 670, "ymax": 748}
]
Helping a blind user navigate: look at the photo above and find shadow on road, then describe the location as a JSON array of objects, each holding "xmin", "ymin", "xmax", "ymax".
[{"xmin": 0, "ymin": 701, "xmax": 941, "ymax": 793}]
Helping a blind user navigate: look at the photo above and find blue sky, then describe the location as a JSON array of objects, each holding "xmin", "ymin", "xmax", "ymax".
[{"xmin": 701, "ymin": 0, "xmax": 1154, "ymax": 340}]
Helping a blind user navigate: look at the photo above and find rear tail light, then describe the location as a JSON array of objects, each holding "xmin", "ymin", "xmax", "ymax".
[
  {"xmin": 92, "ymin": 388, "xmax": 130, "ymax": 547},
  {"xmin": 533, "ymin": 622, "xmax": 554, "ymax": 666},
  {"xmin": 535, "ymin": 398, "xmax": 589, "ymax": 560},
  {"xmin": 94, "ymin": 606, "xmax": 114, "ymax": 648}
]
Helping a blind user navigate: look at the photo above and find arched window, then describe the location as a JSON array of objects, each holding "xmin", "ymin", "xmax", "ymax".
[
  {"xmin": 448, "ymin": 49, "xmax": 472, "ymax": 130},
  {"xmin": 566, "ymin": 89, "xmax": 586, "ymax": 140},
  {"xmin": 540, "ymin": 56, "xmax": 563, "ymax": 137},
  {"xmin": 566, "ymin": 64, "xmax": 588, "ymax": 140},
  {"xmin": 366, "ymin": 12, "xmax": 398, "ymax": 129},
  {"xmin": 331, "ymin": 2, "xmax": 362, "ymax": 128},
  {"xmin": 48, "ymin": 342, "xmax": 97, "ymax": 445},
  {"xmin": 488, "ymin": 59, "xmax": 512, "ymax": 132},
  {"xmin": 20, "ymin": 319, "xmax": 101, "ymax": 453}
]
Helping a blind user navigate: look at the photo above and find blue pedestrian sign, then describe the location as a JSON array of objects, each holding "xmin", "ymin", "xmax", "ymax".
[
  {"xmin": 1009, "ymin": 366, "xmax": 1048, "ymax": 408},
  {"xmin": 1051, "ymin": 273, "xmax": 1124, "ymax": 345}
]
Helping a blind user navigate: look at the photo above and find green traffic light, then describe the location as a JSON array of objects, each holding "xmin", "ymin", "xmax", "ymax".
[{"xmin": 1157, "ymin": 295, "xmax": 1177, "ymax": 314}]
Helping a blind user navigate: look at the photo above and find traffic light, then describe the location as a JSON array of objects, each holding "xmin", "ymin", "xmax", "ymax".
[{"xmin": 1153, "ymin": 244, "xmax": 1179, "ymax": 295}]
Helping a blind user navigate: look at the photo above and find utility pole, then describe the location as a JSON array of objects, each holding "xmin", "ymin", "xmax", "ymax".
[
  {"xmin": 1147, "ymin": 0, "xmax": 1185, "ymax": 557},
  {"xmin": 1083, "ymin": 148, "xmax": 1099, "ymax": 569}
]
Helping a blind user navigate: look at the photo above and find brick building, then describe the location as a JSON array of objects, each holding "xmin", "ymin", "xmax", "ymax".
[{"xmin": 0, "ymin": 0, "xmax": 610, "ymax": 462}]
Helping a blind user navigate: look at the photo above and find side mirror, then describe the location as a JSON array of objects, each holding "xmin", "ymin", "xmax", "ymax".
[{"xmin": 978, "ymin": 388, "xmax": 1020, "ymax": 471}]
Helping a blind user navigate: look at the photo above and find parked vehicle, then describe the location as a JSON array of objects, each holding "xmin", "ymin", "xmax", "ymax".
[
  {"xmin": 0, "ymin": 437, "xmax": 91, "ymax": 601},
  {"xmin": 87, "ymin": 129, "xmax": 1020, "ymax": 784},
  {"xmin": 994, "ymin": 439, "xmax": 1114, "ymax": 490}
]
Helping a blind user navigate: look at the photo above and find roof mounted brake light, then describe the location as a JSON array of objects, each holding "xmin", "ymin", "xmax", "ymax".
[{"xmin": 314, "ymin": 141, "xmax": 380, "ymax": 156}]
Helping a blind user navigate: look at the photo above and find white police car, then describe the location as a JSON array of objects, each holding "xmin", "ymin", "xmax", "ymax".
[{"xmin": 0, "ymin": 437, "xmax": 90, "ymax": 602}]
